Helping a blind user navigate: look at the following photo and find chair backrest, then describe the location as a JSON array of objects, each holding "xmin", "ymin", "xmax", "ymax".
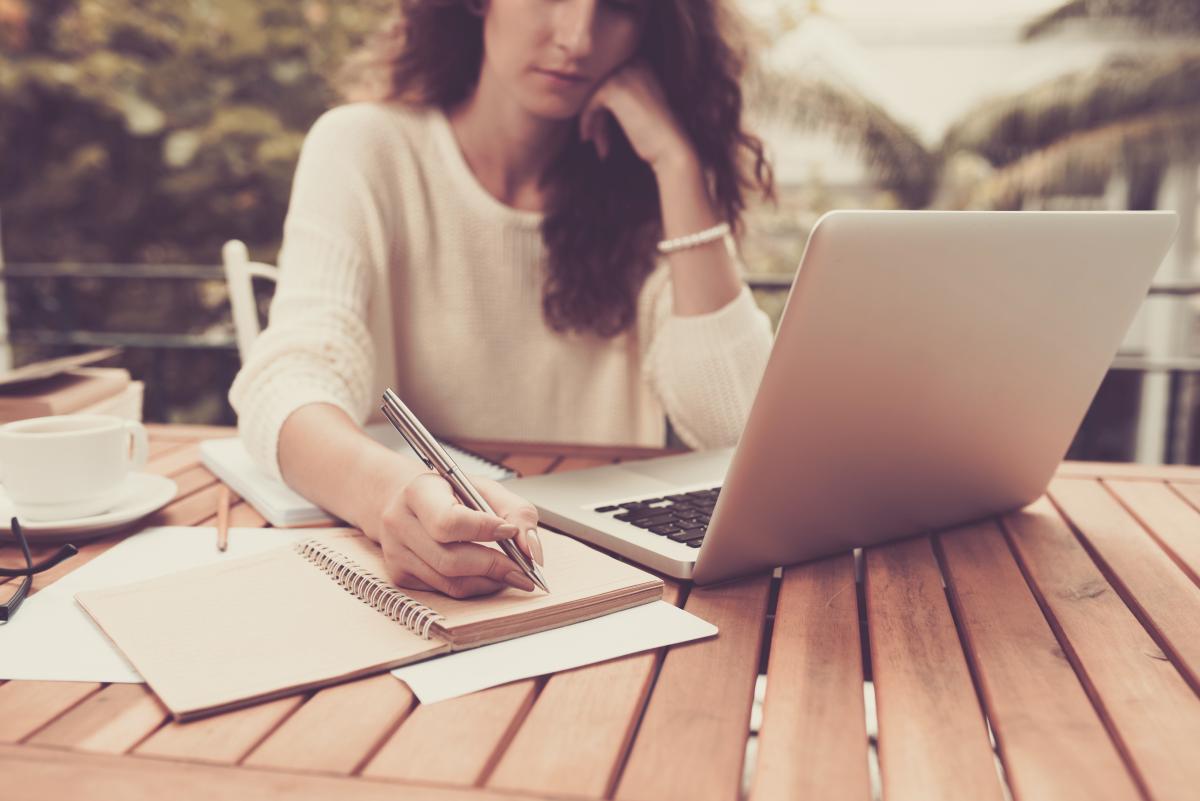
[{"xmin": 221, "ymin": 239, "xmax": 279, "ymax": 362}]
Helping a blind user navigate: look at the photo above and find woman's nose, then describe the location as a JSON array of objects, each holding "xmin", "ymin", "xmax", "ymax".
[{"xmin": 553, "ymin": 0, "xmax": 596, "ymax": 59}]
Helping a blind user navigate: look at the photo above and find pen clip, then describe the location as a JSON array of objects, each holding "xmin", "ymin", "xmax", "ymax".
[{"xmin": 380, "ymin": 401, "xmax": 435, "ymax": 471}]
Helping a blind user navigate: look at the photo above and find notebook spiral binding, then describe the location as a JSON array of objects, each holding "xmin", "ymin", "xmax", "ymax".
[{"xmin": 296, "ymin": 539, "xmax": 445, "ymax": 639}]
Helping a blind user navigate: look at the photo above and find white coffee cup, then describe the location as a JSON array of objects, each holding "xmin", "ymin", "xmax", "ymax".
[{"xmin": 0, "ymin": 414, "xmax": 149, "ymax": 521}]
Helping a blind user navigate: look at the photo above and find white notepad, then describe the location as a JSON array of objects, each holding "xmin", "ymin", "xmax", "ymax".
[{"xmin": 200, "ymin": 423, "xmax": 516, "ymax": 527}]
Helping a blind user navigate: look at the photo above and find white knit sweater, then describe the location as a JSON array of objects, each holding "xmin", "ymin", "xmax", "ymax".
[{"xmin": 229, "ymin": 102, "xmax": 773, "ymax": 481}]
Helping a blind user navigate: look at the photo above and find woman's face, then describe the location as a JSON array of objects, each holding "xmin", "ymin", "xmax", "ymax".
[{"xmin": 479, "ymin": 0, "xmax": 647, "ymax": 120}]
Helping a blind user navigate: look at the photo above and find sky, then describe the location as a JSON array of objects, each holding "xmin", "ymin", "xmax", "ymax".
[
  {"xmin": 738, "ymin": 0, "xmax": 1070, "ymax": 41},
  {"xmin": 735, "ymin": 0, "xmax": 1161, "ymax": 182}
]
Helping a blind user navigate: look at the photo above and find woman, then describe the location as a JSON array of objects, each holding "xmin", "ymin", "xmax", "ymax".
[{"xmin": 229, "ymin": 0, "xmax": 775, "ymax": 598}]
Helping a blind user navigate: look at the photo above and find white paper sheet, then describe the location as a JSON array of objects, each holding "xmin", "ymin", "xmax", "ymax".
[
  {"xmin": 392, "ymin": 600, "xmax": 717, "ymax": 704},
  {"xmin": 0, "ymin": 526, "xmax": 306, "ymax": 683}
]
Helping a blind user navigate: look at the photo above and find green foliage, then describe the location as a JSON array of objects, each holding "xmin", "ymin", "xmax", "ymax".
[{"xmin": 0, "ymin": 0, "xmax": 393, "ymax": 262}]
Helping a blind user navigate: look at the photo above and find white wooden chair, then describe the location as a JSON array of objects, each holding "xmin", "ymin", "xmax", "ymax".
[{"xmin": 221, "ymin": 239, "xmax": 278, "ymax": 362}]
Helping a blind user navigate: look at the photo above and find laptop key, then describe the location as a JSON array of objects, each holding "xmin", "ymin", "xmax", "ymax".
[
  {"xmin": 594, "ymin": 505, "xmax": 620, "ymax": 513},
  {"xmin": 686, "ymin": 539, "xmax": 703, "ymax": 548},
  {"xmin": 649, "ymin": 524, "xmax": 681, "ymax": 535},
  {"xmin": 616, "ymin": 507, "xmax": 674, "ymax": 522},
  {"xmin": 632, "ymin": 515, "xmax": 675, "ymax": 529},
  {"xmin": 668, "ymin": 527, "xmax": 707, "ymax": 543}
]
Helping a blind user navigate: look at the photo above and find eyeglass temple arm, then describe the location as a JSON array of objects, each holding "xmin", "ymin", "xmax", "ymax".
[{"xmin": 0, "ymin": 544, "xmax": 78, "ymax": 577}]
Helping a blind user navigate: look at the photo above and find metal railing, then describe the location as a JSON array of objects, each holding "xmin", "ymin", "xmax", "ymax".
[{"xmin": 3, "ymin": 263, "xmax": 1200, "ymax": 458}]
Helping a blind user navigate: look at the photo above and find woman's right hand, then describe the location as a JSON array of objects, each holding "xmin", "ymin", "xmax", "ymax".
[{"xmin": 367, "ymin": 471, "xmax": 544, "ymax": 599}]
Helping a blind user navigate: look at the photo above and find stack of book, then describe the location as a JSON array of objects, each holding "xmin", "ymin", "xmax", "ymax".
[{"xmin": 0, "ymin": 348, "xmax": 143, "ymax": 423}]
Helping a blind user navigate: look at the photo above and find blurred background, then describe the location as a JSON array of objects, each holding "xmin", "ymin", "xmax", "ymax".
[{"xmin": 2, "ymin": 0, "xmax": 1199, "ymax": 462}]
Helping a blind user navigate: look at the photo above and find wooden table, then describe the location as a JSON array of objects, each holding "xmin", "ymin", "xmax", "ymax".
[{"xmin": 3, "ymin": 425, "xmax": 1200, "ymax": 801}]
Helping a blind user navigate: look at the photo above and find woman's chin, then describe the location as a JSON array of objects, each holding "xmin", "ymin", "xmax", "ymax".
[{"xmin": 519, "ymin": 93, "xmax": 588, "ymax": 122}]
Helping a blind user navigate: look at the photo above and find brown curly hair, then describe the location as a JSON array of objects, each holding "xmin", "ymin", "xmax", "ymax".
[{"xmin": 341, "ymin": 0, "xmax": 773, "ymax": 338}]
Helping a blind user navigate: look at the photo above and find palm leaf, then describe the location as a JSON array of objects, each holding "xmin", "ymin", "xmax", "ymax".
[
  {"xmin": 962, "ymin": 104, "xmax": 1200, "ymax": 208},
  {"xmin": 944, "ymin": 49, "xmax": 1200, "ymax": 166},
  {"xmin": 745, "ymin": 66, "xmax": 938, "ymax": 208},
  {"xmin": 1024, "ymin": 0, "xmax": 1200, "ymax": 40}
]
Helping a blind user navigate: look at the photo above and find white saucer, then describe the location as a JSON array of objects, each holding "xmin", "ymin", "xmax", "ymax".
[{"xmin": 0, "ymin": 472, "xmax": 178, "ymax": 543}]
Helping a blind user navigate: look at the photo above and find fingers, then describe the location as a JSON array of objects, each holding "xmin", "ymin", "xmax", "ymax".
[
  {"xmin": 402, "ymin": 531, "xmax": 534, "ymax": 596},
  {"xmin": 404, "ymin": 473, "xmax": 515, "ymax": 544},
  {"xmin": 579, "ymin": 89, "xmax": 612, "ymax": 160},
  {"xmin": 476, "ymin": 478, "xmax": 544, "ymax": 566},
  {"xmin": 594, "ymin": 114, "xmax": 610, "ymax": 160},
  {"xmin": 378, "ymin": 474, "xmax": 541, "ymax": 600},
  {"xmin": 382, "ymin": 538, "xmax": 509, "ymax": 599}
]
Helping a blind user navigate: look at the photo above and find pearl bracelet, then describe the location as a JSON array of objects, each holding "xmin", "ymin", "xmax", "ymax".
[{"xmin": 656, "ymin": 222, "xmax": 732, "ymax": 255}]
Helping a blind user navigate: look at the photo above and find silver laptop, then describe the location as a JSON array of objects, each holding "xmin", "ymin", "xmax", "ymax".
[{"xmin": 506, "ymin": 210, "xmax": 1178, "ymax": 583}]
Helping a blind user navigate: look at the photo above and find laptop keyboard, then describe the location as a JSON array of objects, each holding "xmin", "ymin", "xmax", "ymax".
[{"xmin": 593, "ymin": 487, "xmax": 721, "ymax": 549}]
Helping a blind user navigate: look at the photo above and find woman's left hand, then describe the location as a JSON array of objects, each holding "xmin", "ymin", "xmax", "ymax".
[{"xmin": 580, "ymin": 61, "xmax": 697, "ymax": 174}]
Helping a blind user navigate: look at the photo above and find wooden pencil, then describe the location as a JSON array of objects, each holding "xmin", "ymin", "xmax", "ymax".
[{"xmin": 216, "ymin": 484, "xmax": 230, "ymax": 552}]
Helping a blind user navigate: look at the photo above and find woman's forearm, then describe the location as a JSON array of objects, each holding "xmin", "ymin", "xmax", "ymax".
[
  {"xmin": 653, "ymin": 151, "xmax": 743, "ymax": 316},
  {"xmin": 277, "ymin": 403, "xmax": 427, "ymax": 537}
]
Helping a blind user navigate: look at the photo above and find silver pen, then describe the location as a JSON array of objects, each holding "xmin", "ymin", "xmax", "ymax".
[{"xmin": 381, "ymin": 388, "xmax": 550, "ymax": 593}]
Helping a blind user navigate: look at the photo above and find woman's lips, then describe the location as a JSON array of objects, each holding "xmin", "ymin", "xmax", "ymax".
[{"xmin": 534, "ymin": 68, "xmax": 590, "ymax": 88}]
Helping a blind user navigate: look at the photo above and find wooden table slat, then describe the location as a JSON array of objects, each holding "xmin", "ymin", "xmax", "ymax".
[
  {"xmin": 25, "ymin": 684, "xmax": 167, "ymax": 755},
  {"xmin": 865, "ymin": 536, "xmax": 1006, "ymax": 801},
  {"xmin": 0, "ymin": 743, "xmax": 548, "ymax": 801},
  {"xmin": 1004, "ymin": 496, "xmax": 1200, "ymax": 800},
  {"xmin": 133, "ymin": 695, "xmax": 306, "ymax": 764},
  {"xmin": 143, "ymin": 424, "xmax": 236, "ymax": 441},
  {"xmin": 485, "ymin": 583, "xmax": 685, "ymax": 798},
  {"xmin": 243, "ymin": 674, "xmax": 416, "ymax": 775},
  {"xmin": 1169, "ymin": 480, "xmax": 1200, "ymax": 514},
  {"xmin": 937, "ymin": 521, "xmax": 1142, "ymax": 801},
  {"xmin": 1049, "ymin": 478, "xmax": 1200, "ymax": 690},
  {"xmin": 749, "ymin": 553, "xmax": 871, "ymax": 801},
  {"xmin": 1055, "ymin": 461, "xmax": 1200, "ymax": 482},
  {"xmin": 227, "ymin": 499, "xmax": 269, "ymax": 528},
  {"xmin": 1101, "ymin": 480, "xmax": 1200, "ymax": 586},
  {"xmin": 147, "ymin": 438, "xmax": 189, "ymax": 459},
  {"xmin": 361, "ymin": 679, "xmax": 539, "ymax": 785},
  {"xmin": 143, "ymin": 442, "xmax": 209, "ymax": 479},
  {"xmin": 501, "ymin": 454, "xmax": 561, "ymax": 478},
  {"xmin": 549, "ymin": 456, "xmax": 615, "ymax": 472},
  {"xmin": 169, "ymin": 464, "xmax": 220, "ymax": 499},
  {"xmin": 616, "ymin": 573, "xmax": 772, "ymax": 801},
  {"xmin": 146, "ymin": 482, "xmax": 225, "ymax": 529},
  {"xmin": 0, "ymin": 681, "xmax": 100, "ymax": 744}
]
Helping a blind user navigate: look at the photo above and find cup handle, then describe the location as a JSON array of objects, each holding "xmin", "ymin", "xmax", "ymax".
[{"xmin": 125, "ymin": 422, "xmax": 149, "ymax": 470}]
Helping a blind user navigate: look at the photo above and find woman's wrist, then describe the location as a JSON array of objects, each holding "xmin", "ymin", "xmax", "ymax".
[
  {"xmin": 278, "ymin": 404, "xmax": 427, "ymax": 538},
  {"xmin": 348, "ymin": 445, "xmax": 429, "ymax": 536},
  {"xmin": 650, "ymin": 141, "xmax": 702, "ymax": 183}
]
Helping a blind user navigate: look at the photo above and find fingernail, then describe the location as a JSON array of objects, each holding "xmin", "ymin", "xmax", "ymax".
[
  {"xmin": 527, "ymin": 528, "xmax": 544, "ymax": 566},
  {"xmin": 504, "ymin": 571, "xmax": 535, "ymax": 592},
  {"xmin": 496, "ymin": 524, "xmax": 519, "ymax": 538}
]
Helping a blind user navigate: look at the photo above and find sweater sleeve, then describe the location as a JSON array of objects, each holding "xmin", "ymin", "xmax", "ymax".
[
  {"xmin": 638, "ymin": 264, "xmax": 774, "ymax": 450},
  {"xmin": 228, "ymin": 108, "xmax": 382, "ymax": 481}
]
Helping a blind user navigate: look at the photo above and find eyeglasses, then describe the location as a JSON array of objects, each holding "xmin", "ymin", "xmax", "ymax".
[{"xmin": 0, "ymin": 517, "xmax": 78, "ymax": 624}]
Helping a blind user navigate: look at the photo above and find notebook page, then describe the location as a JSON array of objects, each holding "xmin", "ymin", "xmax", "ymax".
[
  {"xmin": 319, "ymin": 529, "xmax": 662, "ymax": 641},
  {"xmin": 77, "ymin": 545, "xmax": 445, "ymax": 720}
]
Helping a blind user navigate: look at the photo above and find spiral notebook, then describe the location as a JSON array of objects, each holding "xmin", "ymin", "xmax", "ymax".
[
  {"xmin": 200, "ymin": 423, "xmax": 516, "ymax": 527},
  {"xmin": 76, "ymin": 528, "xmax": 663, "ymax": 721}
]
